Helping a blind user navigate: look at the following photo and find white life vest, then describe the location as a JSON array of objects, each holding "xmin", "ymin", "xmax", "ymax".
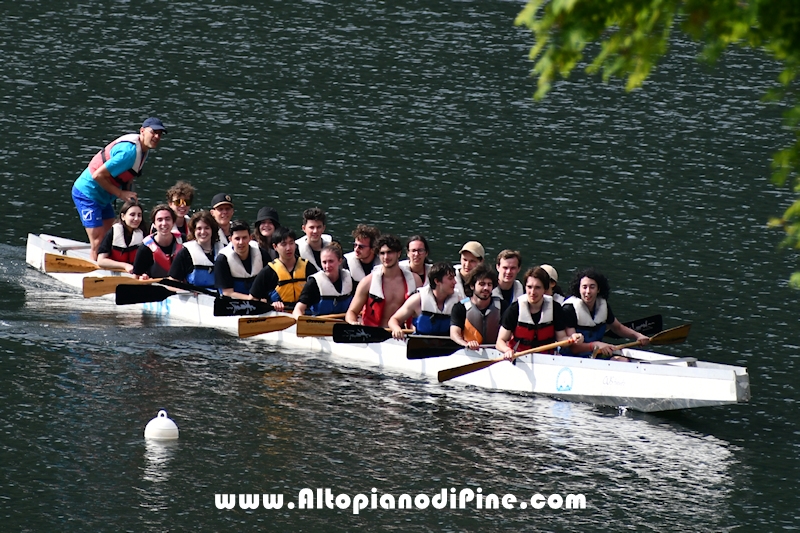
[
  {"xmin": 296, "ymin": 234, "xmax": 332, "ymax": 270},
  {"xmin": 219, "ymin": 241, "xmax": 264, "ymax": 279},
  {"xmin": 563, "ymin": 296, "xmax": 608, "ymax": 327},
  {"xmin": 344, "ymin": 251, "xmax": 375, "ymax": 283}
]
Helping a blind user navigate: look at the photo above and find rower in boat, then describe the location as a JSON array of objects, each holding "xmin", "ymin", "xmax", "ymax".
[
  {"xmin": 454, "ymin": 241, "xmax": 485, "ymax": 300},
  {"xmin": 343, "ymin": 224, "xmax": 381, "ymax": 283},
  {"xmin": 163, "ymin": 181, "xmax": 195, "ymax": 241},
  {"xmin": 492, "ymin": 249, "xmax": 524, "ymax": 315},
  {"xmin": 497, "ymin": 266, "xmax": 583, "ymax": 361},
  {"xmin": 399, "ymin": 235, "xmax": 432, "ymax": 287},
  {"xmin": 96, "ymin": 199, "xmax": 144, "ymax": 274},
  {"xmin": 292, "ymin": 243, "xmax": 354, "ymax": 318},
  {"xmin": 346, "ymin": 234, "xmax": 421, "ymax": 328},
  {"xmin": 296, "ymin": 207, "xmax": 332, "ymax": 271},
  {"xmin": 249, "ymin": 226, "xmax": 317, "ymax": 312},
  {"xmin": 388, "ymin": 262, "xmax": 459, "ymax": 340},
  {"xmin": 561, "ymin": 267, "xmax": 649, "ymax": 360},
  {"xmin": 210, "ymin": 193, "xmax": 234, "ymax": 245},
  {"xmin": 450, "ymin": 264, "xmax": 502, "ymax": 350},
  {"xmin": 71, "ymin": 117, "xmax": 166, "ymax": 260},
  {"xmin": 252, "ymin": 206, "xmax": 280, "ymax": 261},
  {"xmin": 132, "ymin": 204, "xmax": 183, "ymax": 280},
  {"xmin": 540, "ymin": 264, "xmax": 566, "ymax": 305},
  {"xmin": 168, "ymin": 211, "xmax": 224, "ymax": 289},
  {"xmin": 215, "ymin": 220, "xmax": 270, "ymax": 300}
]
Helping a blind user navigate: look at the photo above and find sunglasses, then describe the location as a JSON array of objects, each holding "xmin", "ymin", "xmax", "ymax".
[
  {"xmin": 171, "ymin": 198, "xmax": 189, "ymax": 207},
  {"xmin": 353, "ymin": 243, "xmax": 369, "ymax": 250}
]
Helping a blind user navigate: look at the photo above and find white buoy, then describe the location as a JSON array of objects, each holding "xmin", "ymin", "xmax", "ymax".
[{"xmin": 144, "ymin": 410, "xmax": 179, "ymax": 440}]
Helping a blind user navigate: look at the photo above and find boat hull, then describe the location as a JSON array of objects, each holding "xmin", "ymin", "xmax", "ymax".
[{"xmin": 25, "ymin": 233, "xmax": 750, "ymax": 412}]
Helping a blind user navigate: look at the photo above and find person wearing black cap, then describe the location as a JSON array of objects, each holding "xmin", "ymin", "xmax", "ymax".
[
  {"xmin": 71, "ymin": 117, "xmax": 167, "ymax": 260},
  {"xmin": 210, "ymin": 193, "xmax": 234, "ymax": 245},
  {"xmin": 253, "ymin": 206, "xmax": 280, "ymax": 261}
]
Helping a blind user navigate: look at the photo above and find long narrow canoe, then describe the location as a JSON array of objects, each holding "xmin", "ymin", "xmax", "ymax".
[{"xmin": 25, "ymin": 233, "xmax": 751, "ymax": 412}]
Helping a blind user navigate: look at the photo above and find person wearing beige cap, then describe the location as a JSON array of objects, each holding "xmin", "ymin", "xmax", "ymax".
[
  {"xmin": 454, "ymin": 240, "xmax": 485, "ymax": 300},
  {"xmin": 539, "ymin": 264, "xmax": 566, "ymax": 304},
  {"xmin": 210, "ymin": 193, "xmax": 234, "ymax": 245}
]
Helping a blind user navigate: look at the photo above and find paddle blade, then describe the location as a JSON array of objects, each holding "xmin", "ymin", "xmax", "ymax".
[
  {"xmin": 44, "ymin": 253, "xmax": 100, "ymax": 274},
  {"xmin": 606, "ymin": 314, "xmax": 663, "ymax": 339},
  {"xmin": 296, "ymin": 316, "xmax": 341, "ymax": 337},
  {"xmin": 238, "ymin": 316, "xmax": 296, "ymax": 338},
  {"xmin": 332, "ymin": 323, "xmax": 393, "ymax": 344},
  {"xmin": 407, "ymin": 335, "xmax": 462, "ymax": 359},
  {"xmin": 213, "ymin": 298, "xmax": 273, "ymax": 316},
  {"xmin": 438, "ymin": 359, "xmax": 498, "ymax": 383},
  {"xmin": 157, "ymin": 278, "xmax": 219, "ymax": 297},
  {"xmin": 650, "ymin": 323, "xmax": 691, "ymax": 345},
  {"xmin": 83, "ymin": 276, "xmax": 157, "ymax": 298},
  {"xmin": 116, "ymin": 284, "xmax": 173, "ymax": 305}
]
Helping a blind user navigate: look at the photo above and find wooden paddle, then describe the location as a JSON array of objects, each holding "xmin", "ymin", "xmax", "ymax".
[
  {"xmin": 238, "ymin": 316, "xmax": 297, "ymax": 338},
  {"xmin": 295, "ymin": 315, "xmax": 345, "ymax": 337},
  {"xmin": 437, "ymin": 338, "xmax": 576, "ymax": 383},
  {"xmin": 591, "ymin": 323, "xmax": 692, "ymax": 358},
  {"xmin": 406, "ymin": 336, "xmax": 494, "ymax": 360},
  {"xmin": 83, "ymin": 276, "xmax": 162, "ymax": 298},
  {"xmin": 44, "ymin": 253, "xmax": 126, "ymax": 274},
  {"xmin": 332, "ymin": 323, "xmax": 413, "ymax": 344},
  {"xmin": 604, "ymin": 314, "xmax": 663, "ymax": 339}
]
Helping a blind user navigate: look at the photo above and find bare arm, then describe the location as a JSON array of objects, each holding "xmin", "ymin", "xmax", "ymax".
[
  {"xmin": 222, "ymin": 288, "xmax": 254, "ymax": 300},
  {"xmin": 96, "ymin": 253, "xmax": 134, "ymax": 274},
  {"xmin": 92, "ymin": 165, "xmax": 137, "ymax": 202},
  {"xmin": 291, "ymin": 302, "xmax": 308, "ymax": 319},
  {"xmin": 388, "ymin": 293, "xmax": 420, "ymax": 340},
  {"xmin": 496, "ymin": 327, "xmax": 515, "ymax": 360},
  {"xmin": 346, "ymin": 275, "xmax": 371, "ymax": 324}
]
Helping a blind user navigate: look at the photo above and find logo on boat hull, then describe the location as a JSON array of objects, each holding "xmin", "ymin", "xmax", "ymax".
[{"xmin": 556, "ymin": 367, "xmax": 573, "ymax": 392}]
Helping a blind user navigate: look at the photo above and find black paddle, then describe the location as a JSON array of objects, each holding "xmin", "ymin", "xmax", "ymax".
[
  {"xmin": 604, "ymin": 314, "xmax": 662, "ymax": 339},
  {"xmin": 332, "ymin": 323, "xmax": 412, "ymax": 344},
  {"xmin": 213, "ymin": 297, "xmax": 274, "ymax": 316},
  {"xmin": 406, "ymin": 335, "xmax": 494, "ymax": 360},
  {"xmin": 159, "ymin": 278, "xmax": 274, "ymax": 316},
  {"xmin": 116, "ymin": 284, "xmax": 174, "ymax": 305}
]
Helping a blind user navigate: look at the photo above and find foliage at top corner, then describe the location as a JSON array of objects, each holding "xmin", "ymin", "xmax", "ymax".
[{"xmin": 514, "ymin": 0, "xmax": 800, "ymax": 278}]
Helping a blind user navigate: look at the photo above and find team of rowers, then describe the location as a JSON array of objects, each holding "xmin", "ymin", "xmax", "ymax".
[{"xmin": 93, "ymin": 180, "xmax": 650, "ymax": 360}]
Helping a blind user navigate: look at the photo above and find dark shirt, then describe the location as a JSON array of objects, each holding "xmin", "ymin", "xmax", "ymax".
[
  {"xmin": 132, "ymin": 237, "xmax": 179, "ymax": 277},
  {"xmin": 500, "ymin": 300, "xmax": 566, "ymax": 332},
  {"xmin": 97, "ymin": 229, "xmax": 115, "ymax": 256}
]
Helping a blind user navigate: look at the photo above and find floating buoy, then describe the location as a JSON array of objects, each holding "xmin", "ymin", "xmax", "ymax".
[{"xmin": 144, "ymin": 410, "xmax": 179, "ymax": 440}]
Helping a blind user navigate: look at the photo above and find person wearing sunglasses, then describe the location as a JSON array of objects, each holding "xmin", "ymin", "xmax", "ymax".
[
  {"xmin": 164, "ymin": 181, "xmax": 195, "ymax": 240},
  {"xmin": 71, "ymin": 117, "xmax": 167, "ymax": 260},
  {"xmin": 343, "ymin": 224, "xmax": 381, "ymax": 283}
]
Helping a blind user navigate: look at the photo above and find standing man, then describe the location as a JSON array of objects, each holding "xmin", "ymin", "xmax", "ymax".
[
  {"xmin": 493, "ymin": 249, "xmax": 524, "ymax": 315},
  {"xmin": 454, "ymin": 241, "xmax": 485, "ymax": 300},
  {"xmin": 214, "ymin": 220, "xmax": 269, "ymax": 300},
  {"xmin": 71, "ymin": 117, "xmax": 167, "ymax": 259},
  {"xmin": 344, "ymin": 224, "xmax": 381, "ymax": 283},
  {"xmin": 210, "ymin": 193, "xmax": 235, "ymax": 245},
  {"xmin": 250, "ymin": 226, "xmax": 318, "ymax": 311},
  {"xmin": 346, "ymin": 235, "xmax": 421, "ymax": 328},
  {"xmin": 296, "ymin": 207, "xmax": 332, "ymax": 270},
  {"xmin": 388, "ymin": 262, "xmax": 459, "ymax": 339}
]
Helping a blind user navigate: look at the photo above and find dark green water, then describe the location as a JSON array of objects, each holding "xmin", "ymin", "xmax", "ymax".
[{"xmin": 2, "ymin": 1, "xmax": 798, "ymax": 531}]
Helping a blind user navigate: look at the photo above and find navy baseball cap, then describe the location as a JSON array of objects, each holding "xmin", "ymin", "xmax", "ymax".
[{"xmin": 142, "ymin": 117, "xmax": 167, "ymax": 133}]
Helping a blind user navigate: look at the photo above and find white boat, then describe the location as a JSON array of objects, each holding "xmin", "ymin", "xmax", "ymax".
[{"xmin": 25, "ymin": 233, "xmax": 751, "ymax": 413}]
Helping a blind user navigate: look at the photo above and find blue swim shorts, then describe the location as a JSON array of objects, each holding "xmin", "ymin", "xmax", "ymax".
[{"xmin": 71, "ymin": 186, "xmax": 115, "ymax": 228}]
